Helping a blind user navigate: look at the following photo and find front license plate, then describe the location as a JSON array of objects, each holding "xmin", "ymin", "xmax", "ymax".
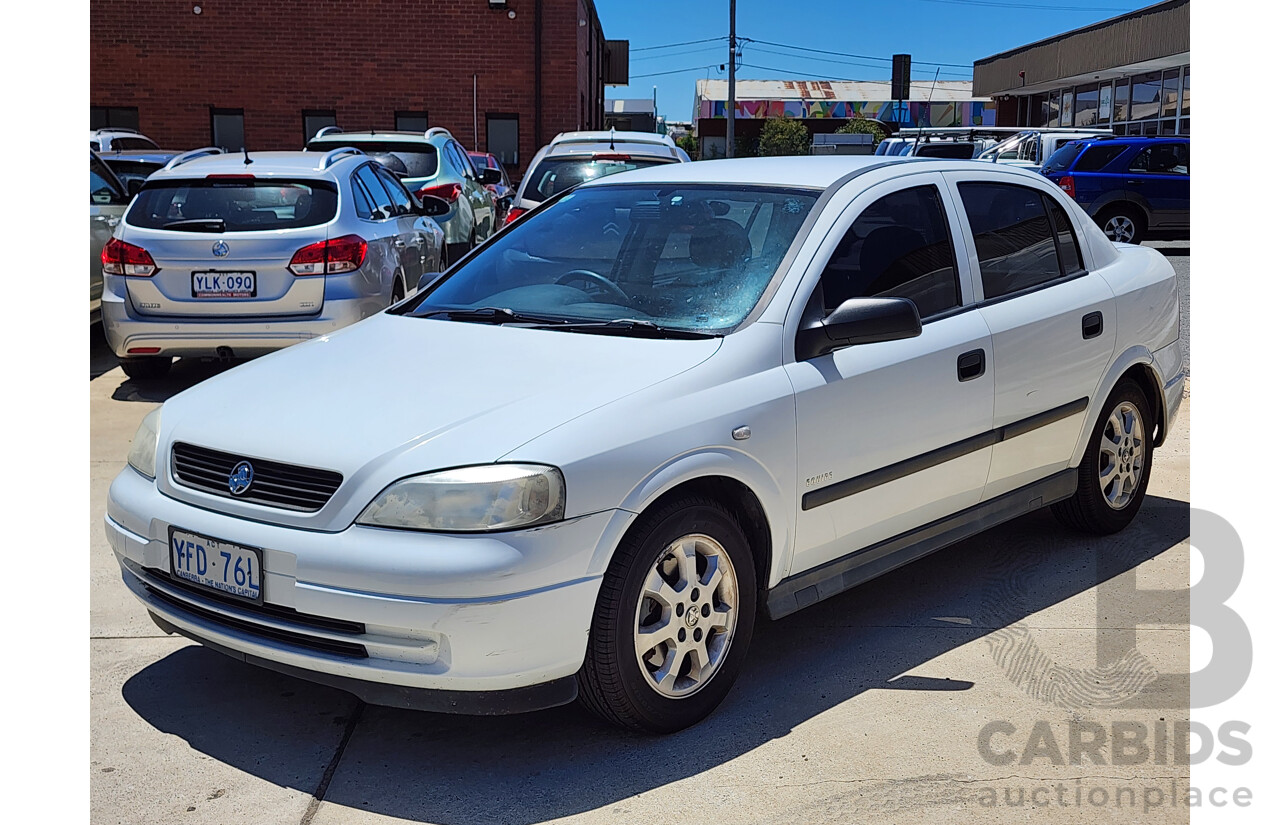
[
  {"xmin": 192, "ymin": 271, "xmax": 256, "ymax": 298},
  {"xmin": 169, "ymin": 528, "xmax": 264, "ymax": 604}
]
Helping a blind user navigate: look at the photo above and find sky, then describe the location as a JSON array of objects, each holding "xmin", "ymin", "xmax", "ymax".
[{"xmin": 595, "ymin": 0, "xmax": 1155, "ymax": 122}]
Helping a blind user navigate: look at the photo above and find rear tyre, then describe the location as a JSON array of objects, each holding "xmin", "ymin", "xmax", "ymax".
[
  {"xmin": 119, "ymin": 356, "xmax": 173, "ymax": 381},
  {"xmin": 577, "ymin": 496, "xmax": 758, "ymax": 733},
  {"xmin": 391, "ymin": 278, "xmax": 405, "ymax": 304},
  {"xmin": 1096, "ymin": 206, "xmax": 1145, "ymax": 244},
  {"xmin": 1052, "ymin": 379, "xmax": 1153, "ymax": 535}
]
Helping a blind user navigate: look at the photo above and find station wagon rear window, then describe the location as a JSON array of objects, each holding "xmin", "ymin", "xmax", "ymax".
[
  {"xmin": 525, "ymin": 156, "xmax": 676, "ymax": 203},
  {"xmin": 307, "ymin": 140, "xmax": 439, "ymax": 178},
  {"xmin": 127, "ymin": 179, "xmax": 339, "ymax": 232}
]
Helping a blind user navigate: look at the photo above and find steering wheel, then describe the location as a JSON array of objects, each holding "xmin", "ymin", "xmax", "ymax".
[{"xmin": 554, "ymin": 269, "xmax": 629, "ymax": 303}]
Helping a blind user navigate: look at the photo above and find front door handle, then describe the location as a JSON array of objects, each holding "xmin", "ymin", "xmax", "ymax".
[
  {"xmin": 1082, "ymin": 311, "xmax": 1104, "ymax": 339},
  {"xmin": 957, "ymin": 349, "xmax": 986, "ymax": 382},
  {"xmin": 393, "ymin": 238, "xmax": 407, "ymax": 249}
]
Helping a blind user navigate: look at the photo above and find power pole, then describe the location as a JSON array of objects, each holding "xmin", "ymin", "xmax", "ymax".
[{"xmin": 727, "ymin": 0, "xmax": 736, "ymax": 158}]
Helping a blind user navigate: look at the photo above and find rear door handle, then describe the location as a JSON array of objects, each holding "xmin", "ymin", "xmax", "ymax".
[
  {"xmin": 1082, "ymin": 311, "xmax": 1104, "ymax": 339},
  {"xmin": 957, "ymin": 349, "xmax": 986, "ymax": 382},
  {"xmin": 393, "ymin": 238, "xmax": 407, "ymax": 249},
  {"xmin": 1126, "ymin": 179, "xmax": 1142, "ymax": 185}
]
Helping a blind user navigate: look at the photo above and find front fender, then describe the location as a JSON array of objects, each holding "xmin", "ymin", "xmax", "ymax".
[{"xmin": 598, "ymin": 447, "xmax": 794, "ymax": 588}]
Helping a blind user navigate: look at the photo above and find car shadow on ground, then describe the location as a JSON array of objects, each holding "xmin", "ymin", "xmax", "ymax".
[
  {"xmin": 121, "ymin": 496, "xmax": 1188, "ymax": 824},
  {"xmin": 91, "ymin": 322, "xmax": 247, "ymax": 397},
  {"xmin": 1156, "ymin": 246, "xmax": 1190, "ymax": 257}
]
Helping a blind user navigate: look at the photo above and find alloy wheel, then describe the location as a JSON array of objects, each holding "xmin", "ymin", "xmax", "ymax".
[
  {"xmin": 633, "ymin": 534, "xmax": 739, "ymax": 698},
  {"xmin": 1098, "ymin": 400, "xmax": 1145, "ymax": 510},
  {"xmin": 1103, "ymin": 214, "xmax": 1137, "ymax": 243}
]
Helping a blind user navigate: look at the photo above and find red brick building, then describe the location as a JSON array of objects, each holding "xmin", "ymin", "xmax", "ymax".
[{"xmin": 90, "ymin": 0, "xmax": 629, "ymax": 177}]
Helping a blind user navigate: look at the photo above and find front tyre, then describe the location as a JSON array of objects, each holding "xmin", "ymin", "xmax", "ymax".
[
  {"xmin": 1052, "ymin": 379, "xmax": 1153, "ymax": 534},
  {"xmin": 577, "ymin": 496, "xmax": 757, "ymax": 733}
]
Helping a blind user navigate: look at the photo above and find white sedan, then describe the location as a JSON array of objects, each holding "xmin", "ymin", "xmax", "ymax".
[{"xmin": 105, "ymin": 156, "xmax": 1183, "ymax": 733}]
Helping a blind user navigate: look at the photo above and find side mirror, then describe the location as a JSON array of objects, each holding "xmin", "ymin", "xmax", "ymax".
[
  {"xmin": 478, "ymin": 167, "xmax": 502, "ymax": 185},
  {"xmin": 795, "ymin": 297, "xmax": 922, "ymax": 361},
  {"xmin": 416, "ymin": 194, "xmax": 451, "ymax": 217},
  {"xmin": 127, "ymin": 179, "xmax": 145, "ymax": 197}
]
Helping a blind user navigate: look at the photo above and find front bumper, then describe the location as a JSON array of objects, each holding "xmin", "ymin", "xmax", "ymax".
[{"xmin": 106, "ymin": 467, "xmax": 629, "ymax": 710}]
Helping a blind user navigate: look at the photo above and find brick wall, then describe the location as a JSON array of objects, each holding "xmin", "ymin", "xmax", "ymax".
[{"xmin": 89, "ymin": 0, "xmax": 615, "ymax": 178}]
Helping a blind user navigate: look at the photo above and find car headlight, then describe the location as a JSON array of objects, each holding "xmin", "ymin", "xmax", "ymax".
[
  {"xmin": 357, "ymin": 464, "xmax": 566, "ymax": 532},
  {"xmin": 127, "ymin": 408, "xmax": 162, "ymax": 479}
]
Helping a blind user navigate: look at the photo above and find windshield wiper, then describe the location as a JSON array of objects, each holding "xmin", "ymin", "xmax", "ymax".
[
  {"xmin": 414, "ymin": 306, "xmax": 571, "ymax": 325},
  {"xmin": 531, "ymin": 318, "xmax": 721, "ymax": 340},
  {"xmin": 161, "ymin": 218, "xmax": 226, "ymax": 232}
]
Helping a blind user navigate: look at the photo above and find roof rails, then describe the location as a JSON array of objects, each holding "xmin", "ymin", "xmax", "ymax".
[
  {"xmin": 93, "ymin": 127, "xmax": 140, "ymax": 135},
  {"xmin": 162, "ymin": 147, "xmax": 225, "ymax": 171},
  {"xmin": 425, "ymin": 127, "xmax": 453, "ymax": 139},
  {"xmin": 318, "ymin": 147, "xmax": 366, "ymax": 169},
  {"xmin": 314, "ymin": 125, "xmax": 344, "ymax": 139}
]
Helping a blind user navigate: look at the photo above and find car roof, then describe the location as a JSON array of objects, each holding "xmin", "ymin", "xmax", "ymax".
[
  {"xmin": 575, "ymin": 156, "xmax": 1052, "ymax": 191},
  {"xmin": 144, "ymin": 150, "xmax": 366, "ymax": 180},
  {"xmin": 100, "ymin": 149, "xmax": 187, "ymax": 163},
  {"xmin": 542, "ymin": 141, "xmax": 683, "ymax": 161},
  {"xmin": 308, "ymin": 129, "xmax": 453, "ymax": 146},
  {"xmin": 551, "ymin": 130, "xmax": 676, "ymax": 148}
]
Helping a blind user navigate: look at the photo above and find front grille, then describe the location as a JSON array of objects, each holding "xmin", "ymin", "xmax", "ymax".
[
  {"xmin": 171, "ymin": 442, "xmax": 343, "ymax": 512},
  {"xmin": 144, "ymin": 582, "xmax": 369, "ymax": 659}
]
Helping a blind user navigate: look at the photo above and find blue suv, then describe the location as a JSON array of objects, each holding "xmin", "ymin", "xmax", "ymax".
[{"xmin": 1041, "ymin": 136, "xmax": 1189, "ymax": 244}]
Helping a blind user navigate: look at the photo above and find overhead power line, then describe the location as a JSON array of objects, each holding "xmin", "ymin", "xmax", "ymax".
[
  {"xmin": 914, "ymin": 0, "xmax": 1130, "ymax": 10},
  {"xmin": 631, "ymin": 65, "xmax": 725, "ymax": 79},
  {"xmin": 632, "ymin": 45, "xmax": 728, "ymax": 63},
  {"xmin": 743, "ymin": 37, "xmax": 972, "ymax": 69},
  {"xmin": 746, "ymin": 44, "xmax": 972, "ymax": 76},
  {"xmin": 630, "ymin": 36, "xmax": 727, "ymax": 53}
]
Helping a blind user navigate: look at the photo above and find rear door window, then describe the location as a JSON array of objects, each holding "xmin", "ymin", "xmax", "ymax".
[
  {"xmin": 957, "ymin": 182, "xmax": 1066, "ymax": 299},
  {"xmin": 1129, "ymin": 143, "xmax": 1189, "ymax": 175},
  {"xmin": 90, "ymin": 156, "xmax": 127, "ymax": 205},
  {"xmin": 1073, "ymin": 144, "xmax": 1128, "ymax": 172},
  {"xmin": 126, "ymin": 179, "xmax": 338, "ymax": 231}
]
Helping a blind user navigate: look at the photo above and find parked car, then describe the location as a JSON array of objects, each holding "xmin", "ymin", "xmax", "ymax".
[
  {"xmin": 90, "ymin": 151, "xmax": 130, "ymax": 323},
  {"xmin": 507, "ymin": 129, "xmax": 687, "ymax": 224},
  {"xmin": 306, "ymin": 127, "xmax": 498, "ymax": 267},
  {"xmin": 101, "ymin": 147, "xmax": 222, "ymax": 195},
  {"xmin": 469, "ymin": 151, "xmax": 515, "ymax": 225},
  {"xmin": 1040, "ymin": 135, "xmax": 1189, "ymax": 244},
  {"xmin": 105, "ymin": 156, "xmax": 1182, "ymax": 733},
  {"xmin": 976, "ymin": 129, "xmax": 1112, "ymax": 170},
  {"xmin": 90, "ymin": 128, "xmax": 160, "ymax": 152},
  {"xmin": 100, "ymin": 148, "xmax": 448, "ymax": 380}
]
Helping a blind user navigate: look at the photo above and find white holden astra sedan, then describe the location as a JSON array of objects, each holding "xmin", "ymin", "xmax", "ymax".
[{"xmin": 106, "ymin": 156, "xmax": 1183, "ymax": 733}]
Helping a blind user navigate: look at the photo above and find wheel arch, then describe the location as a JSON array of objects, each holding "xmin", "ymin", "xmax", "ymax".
[
  {"xmin": 1073, "ymin": 346, "xmax": 1169, "ymax": 466},
  {"xmin": 601, "ymin": 452, "xmax": 790, "ymax": 592}
]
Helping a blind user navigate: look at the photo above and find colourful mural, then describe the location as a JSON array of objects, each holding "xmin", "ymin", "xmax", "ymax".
[{"xmin": 698, "ymin": 99, "xmax": 997, "ymax": 127}]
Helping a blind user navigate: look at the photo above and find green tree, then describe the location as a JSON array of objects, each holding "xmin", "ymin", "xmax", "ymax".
[
  {"xmin": 757, "ymin": 117, "xmax": 811, "ymax": 157},
  {"xmin": 675, "ymin": 133, "xmax": 699, "ymax": 160},
  {"xmin": 836, "ymin": 115, "xmax": 887, "ymax": 147}
]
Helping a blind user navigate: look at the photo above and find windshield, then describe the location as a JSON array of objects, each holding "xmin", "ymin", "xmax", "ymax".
[
  {"xmin": 408, "ymin": 184, "xmax": 818, "ymax": 333},
  {"xmin": 126, "ymin": 179, "xmax": 339, "ymax": 231},
  {"xmin": 524, "ymin": 156, "xmax": 675, "ymax": 203},
  {"xmin": 306, "ymin": 140, "xmax": 439, "ymax": 178}
]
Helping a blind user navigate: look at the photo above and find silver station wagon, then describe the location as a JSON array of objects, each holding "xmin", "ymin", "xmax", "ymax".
[{"xmin": 101, "ymin": 149, "xmax": 448, "ymax": 380}]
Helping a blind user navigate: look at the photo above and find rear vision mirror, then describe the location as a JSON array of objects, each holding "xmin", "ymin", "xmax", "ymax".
[
  {"xmin": 417, "ymin": 195, "xmax": 451, "ymax": 217},
  {"xmin": 796, "ymin": 297, "xmax": 922, "ymax": 360}
]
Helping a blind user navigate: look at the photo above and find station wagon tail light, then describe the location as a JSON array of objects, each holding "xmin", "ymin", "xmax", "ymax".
[
  {"xmin": 288, "ymin": 234, "xmax": 368, "ymax": 275},
  {"xmin": 101, "ymin": 237, "xmax": 157, "ymax": 277},
  {"xmin": 503, "ymin": 206, "xmax": 527, "ymax": 225},
  {"xmin": 1057, "ymin": 175, "xmax": 1076, "ymax": 199},
  {"xmin": 416, "ymin": 183, "xmax": 462, "ymax": 203}
]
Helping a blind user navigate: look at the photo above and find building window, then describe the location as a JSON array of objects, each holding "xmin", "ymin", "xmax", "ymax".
[
  {"xmin": 1074, "ymin": 85, "xmax": 1099, "ymax": 127},
  {"xmin": 1181, "ymin": 66, "xmax": 1190, "ymax": 117},
  {"xmin": 486, "ymin": 113, "xmax": 519, "ymax": 168},
  {"xmin": 303, "ymin": 109, "xmax": 337, "ymax": 143},
  {"xmin": 1129, "ymin": 72, "xmax": 1162, "ymax": 122},
  {"xmin": 1060, "ymin": 89, "xmax": 1074, "ymax": 127},
  {"xmin": 1114, "ymin": 79, "xmax": 1130, "ymax": 123},
  {"xmin": 395, "ymin": 111, "xmax": 429, "ymax": 132},
  {"xmin": 91, "ymin": 106, "xmax": 140, "ymax": 132},
  {"xmin": 1048, "ymin": 90, "xmax": 1060, "ymax": 127},
  {"xmin": 1030, "ymin": 94, "xmax": 1048, "ymax": 128},
  {"xmin": 1098, "ymin": 83, "xmax": 1113, "ymax": 124},
  {"xmin": 1161, "ymin": 69, "xmax": 1180, "ymax": 119},
  {"xmin": 210, "ymin": 107, "xmax": 245, "ymax": 151}
]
